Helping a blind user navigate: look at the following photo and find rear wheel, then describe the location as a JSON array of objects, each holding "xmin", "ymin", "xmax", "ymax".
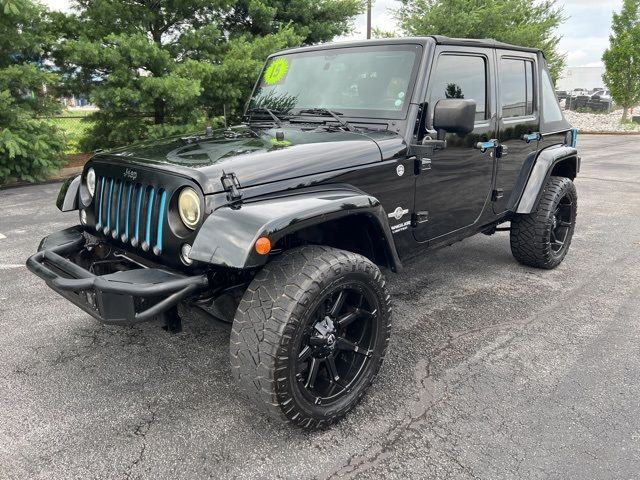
[
  {"xmin": 229, "ymin": 246, "xmax": 391, "ymax": 428},
  {"xmin": 510, "ymin": 175, "xmax": 577, "ymax": 269}
]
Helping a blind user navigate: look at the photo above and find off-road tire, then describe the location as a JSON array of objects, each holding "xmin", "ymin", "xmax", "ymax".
[
  {"xmin": 510, "ymin": 175, "xmax": 577, "ymax": 269},
  {"xmin": 229, "ymin": 245, "xmax": 392, "ymax": 428}
]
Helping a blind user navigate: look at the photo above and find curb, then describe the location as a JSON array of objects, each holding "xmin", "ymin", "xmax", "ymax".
[
  {"xmin": 0, "ymin": 166, "xmax": 83, "ymax": 191},
  {"xmin": 580, "ymin": 131, "xmax": 640, "ymax": 135}
]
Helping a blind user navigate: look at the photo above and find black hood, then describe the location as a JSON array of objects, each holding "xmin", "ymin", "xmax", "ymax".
[{"xmin": 94, "ymin": 125, "xmax": 403, "ymax": 194}]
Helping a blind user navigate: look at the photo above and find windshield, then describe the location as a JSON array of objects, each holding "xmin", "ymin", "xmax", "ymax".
[{"xmin": 249, "ymin": 44, "xmax": 423, "ymax": 120}]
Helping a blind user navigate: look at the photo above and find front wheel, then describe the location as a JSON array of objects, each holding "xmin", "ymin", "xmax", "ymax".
[
  {"xmin": 510, "ymin": 175, "xmax": 578, "ymax": 269},
  {"xmin": 229, "ymin": 246, "xmax": 392, "ymax": 428}
]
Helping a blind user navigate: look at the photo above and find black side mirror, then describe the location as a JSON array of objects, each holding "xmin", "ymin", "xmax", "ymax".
[{"xmin": 433, "ymin": 99, "xmax": 477, "ymax": 136}]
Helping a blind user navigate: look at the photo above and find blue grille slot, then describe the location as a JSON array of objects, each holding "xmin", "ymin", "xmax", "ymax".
[
  {"xmin": 92, "ymin": 172, "xmax": 173, "ymax": 255},
  {"xmin": 144, "ymin": 187, "xmax": 156, "ymax": 248},
  {"xmin": 115, "ymin": 180, "xmax": 124, "ymax": 235},
  {"xmin": 97, "ymin": 177, "xmax": 106, "ymax": 228},
  {"xmin": 124, "ymin": 183, "xmax": 133, "ymax": 240},
  {"xmin": 134, "ymin": 185, "xmax": 144, "ymax": 243},
  {"xmin": 106, "ymin": 178, "xmax": 114, "ymax": 232},
  {"xmin": 155, "ymin": 189, "xmax": 167, "ymax": 254}
]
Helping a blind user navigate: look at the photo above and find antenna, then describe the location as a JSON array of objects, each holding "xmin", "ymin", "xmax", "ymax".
[{"xmin": 367, "ymin": 0, "xmax": 372, "ymax": 39}]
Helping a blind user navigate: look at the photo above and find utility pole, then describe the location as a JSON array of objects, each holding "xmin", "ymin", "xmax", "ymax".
[{"xmin": 366, "ymin": 0, "xmax": 372, "ymax": 39}]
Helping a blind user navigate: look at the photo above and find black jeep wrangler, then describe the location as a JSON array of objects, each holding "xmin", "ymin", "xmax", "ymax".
[{"xmin": 28, "ymin": 37, "xmax": 579, "ymax": 428}]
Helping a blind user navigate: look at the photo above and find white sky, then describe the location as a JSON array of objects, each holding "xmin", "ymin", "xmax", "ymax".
[{"xmin": 42, "ymin": 0, "xmax": 622, "ymax": 67}]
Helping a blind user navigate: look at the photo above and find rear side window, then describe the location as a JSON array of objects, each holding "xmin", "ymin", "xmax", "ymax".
[
  {"xmin": 429, "ymin": 54, "xmax": 487, "ymax": 121},
  {"xmin": 541, "ymin": 68, "xmax": 563, "ymax": 122},
  {"xmin": 500, "ymin": 58, "xmax": 535, "ymax": 118}
]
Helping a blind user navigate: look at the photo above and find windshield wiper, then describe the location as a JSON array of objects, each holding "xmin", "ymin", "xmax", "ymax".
[
  {"xmin": 297, "ymin": 108, "xmax": 356, "ymax": 132},
  {"xmin": 245, "ymin": 107, "xmax": 284, "ymax": 127}
]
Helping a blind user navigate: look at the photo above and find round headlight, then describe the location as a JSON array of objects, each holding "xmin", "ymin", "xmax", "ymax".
[
  {"xmin": 86, "ymin": 168, "xmax": 96, "ymax": 198},
  {"xmin": 178, "ymin": 187, "xmax": 201, "ymax": 230}
]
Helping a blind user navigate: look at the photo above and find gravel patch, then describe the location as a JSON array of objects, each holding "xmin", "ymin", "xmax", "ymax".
[{"xmin": 564, "ymin": 108, "xmax": 640, "ymax": 133}]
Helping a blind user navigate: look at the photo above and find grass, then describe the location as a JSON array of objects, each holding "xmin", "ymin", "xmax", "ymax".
[
  {"xmin": 50, "ymin": 109, "xmax": 97, "ymax": 154},
  {"xmin": 619, "ymin": 121, "xmax": 640, "ymax": 132}
]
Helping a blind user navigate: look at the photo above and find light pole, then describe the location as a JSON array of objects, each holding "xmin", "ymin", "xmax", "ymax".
[{"xmin": 366, "ymin": 0, "xmax": 372, "ymax": 39}]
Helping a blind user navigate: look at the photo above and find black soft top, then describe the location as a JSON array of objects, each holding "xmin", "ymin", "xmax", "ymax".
[
  {"xmin": 274, "ymin": 36, "xmax": 542, "ymax": 57},
  {"xmin": 430, "ymin": 36, "xmax": 542, "ymax": 54}
]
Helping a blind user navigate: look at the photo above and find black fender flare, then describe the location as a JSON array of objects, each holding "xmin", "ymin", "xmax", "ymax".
[
  {"xmin": 56, "ymin": 175, "xmax": 81, "ymax": 212},
  {"xmin": 515, "ymin": 144, "xmax": 579, "ymax": 214},
  {"xmin": 189, "ymin": 187, "xmax": 402, "ymax": 271}
]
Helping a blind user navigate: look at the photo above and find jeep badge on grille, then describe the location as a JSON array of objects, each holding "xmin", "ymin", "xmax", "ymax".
[{"xmin": 124, "ymin": 169, "xmax": 138, "ymax": 181}]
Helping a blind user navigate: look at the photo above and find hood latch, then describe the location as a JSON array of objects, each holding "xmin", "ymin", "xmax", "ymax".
[{"xmin": 221, "ymin": 171, "xmax": 243, "ymax": 202}]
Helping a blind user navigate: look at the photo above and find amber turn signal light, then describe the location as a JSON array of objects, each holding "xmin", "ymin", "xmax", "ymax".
[{"xmin": 255, "ymin": 236, "xmax": 271, "ymax": 255}]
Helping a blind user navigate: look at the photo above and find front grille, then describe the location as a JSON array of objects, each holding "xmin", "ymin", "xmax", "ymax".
[{"xmin": 94, "ymin": 176, "xmax": 168, "ymax": 256}]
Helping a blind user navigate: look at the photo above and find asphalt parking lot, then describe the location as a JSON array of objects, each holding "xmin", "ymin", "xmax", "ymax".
[{"xmin": 1, "ymin": 135, "xmax": 639, "ymax": 479}]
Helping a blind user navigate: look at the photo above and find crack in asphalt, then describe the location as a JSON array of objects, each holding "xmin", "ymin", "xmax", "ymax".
[{"xmin": 123, "ymin": 403, "xmax": 158, "ymax": 480}]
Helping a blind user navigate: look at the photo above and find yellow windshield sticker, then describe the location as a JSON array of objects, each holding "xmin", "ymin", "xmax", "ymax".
[
  {"xmin": 270, "ymin": 138, "xmax": 292, "ymax": 147},
  {"xmin": 264, "ymin": 58, "xmax": 289, "ymax": 85}
]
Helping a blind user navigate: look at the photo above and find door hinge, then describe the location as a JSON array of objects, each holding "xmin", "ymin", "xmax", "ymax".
[
  {"xmin": 414, "ymin": 156, "xmax": 432, "ymax": 173},
  {"xmin": 496, "ymin": 145, "xmax": 507, "ymax": 158},
  {"xmin": 221, "ymin": 171, "xmax": 243, "ymax": 202},
  {"xmin": 492, "ymin": 189, "xmax": 504, "ymax": 201},
  {"xmin": 412, "ymin": 211, "xmax": 429, "ymax": 225}
]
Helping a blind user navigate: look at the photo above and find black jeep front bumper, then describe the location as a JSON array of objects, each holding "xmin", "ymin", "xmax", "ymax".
[{"xmin": 26, "ymin": 226, "xmax": 208, "ymax": 325}]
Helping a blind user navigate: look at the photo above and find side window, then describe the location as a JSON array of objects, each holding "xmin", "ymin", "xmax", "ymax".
[
  {"xmin": 541, "ymin": 68, "xmax": 563, "ymax": 122},
  {"xmin": 500, "ymin": 58, "xmax": 535, "ymax": 118},
  {"xmin": 429, "ymin": 54, "xmax": 487, "ymax": 122},
  {"xmin": 526, "ymin": 61, "xmax": 534, "ymax": 113}
]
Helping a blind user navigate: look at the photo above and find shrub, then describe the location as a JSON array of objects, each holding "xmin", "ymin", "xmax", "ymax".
[{"xmin": 0, "ymin": 1, "xmax": 66, "ymax": 183}]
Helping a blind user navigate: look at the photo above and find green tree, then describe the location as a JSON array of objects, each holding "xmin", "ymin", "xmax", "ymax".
[
  {"xmin": 392, "ymin": 0, "xmax": 566, "ymax": 81},
  {"xmin": 59, "ymin": 0, "xmax": 364, "ymax": 151},
  {"xmin": 602, "ymin": 0, "xmax": 640, "ymax": 122},
  {"xmin": 222, "ymin": 0, "xmax": 364, "ymax": 44},
  {"xmin": 0, "ymin": 0, "xmax": 65, "ymax": 183}
]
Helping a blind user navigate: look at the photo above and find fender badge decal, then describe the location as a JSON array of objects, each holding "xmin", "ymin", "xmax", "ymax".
[
  {"xmin": 391, "ymin": 220, "xmax": 411, "ymax": 234},
  {"xmin": 396, "ymin": 164, "xmax": 405, "ymax": 176},
  {"xmin": 388, "ymin": 207, "xmax": 409, "ymax": 221}
]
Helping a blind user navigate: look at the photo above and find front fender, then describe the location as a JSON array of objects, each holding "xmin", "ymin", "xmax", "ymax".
[
  {"xmin": 190, "ymin": 187, "xmax": 400, "ymax": 270},
  {"xmin": 56, "ymin": 175, "xmax": 81, "ymax": 212},
  {"xmin": 515, "ymin": 145, "xmax": 578, "ymax": 214}
]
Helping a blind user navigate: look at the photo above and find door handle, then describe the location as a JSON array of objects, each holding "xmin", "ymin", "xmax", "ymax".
[
  {"xmin": 521, "ymin": 132, "xmax": 541, "ymax": 143},
  {"xmin": 475, "ymin": 139, "xmax": 498, "ymax": 153}
]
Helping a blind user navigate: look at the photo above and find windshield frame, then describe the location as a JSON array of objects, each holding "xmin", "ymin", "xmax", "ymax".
[{"xmin": 246, "ymin": 43, "xmax": 424, "ymax": 121}]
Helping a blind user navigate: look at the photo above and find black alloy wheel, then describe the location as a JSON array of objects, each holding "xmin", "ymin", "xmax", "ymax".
[
  {"xmin": 550, "ymin": 193, "xmax": 574, "ymax": 254},
  {"xmin": 294, "ymin": 284, "xmax": 379, "ymax": 407}
]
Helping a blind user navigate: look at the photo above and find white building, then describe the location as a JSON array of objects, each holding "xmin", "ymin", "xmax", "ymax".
[{"xmin": 556, "ymin": 66, "xmax": 606, "ymax": 92}]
